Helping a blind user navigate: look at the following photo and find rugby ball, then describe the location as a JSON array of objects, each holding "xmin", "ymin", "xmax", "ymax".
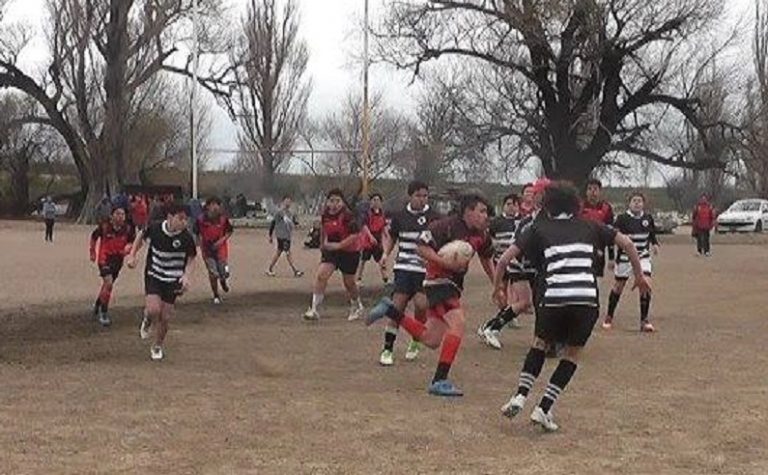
[{"xmin": 438, "ymin": 240, "xmax": 475, "ymax": 267}]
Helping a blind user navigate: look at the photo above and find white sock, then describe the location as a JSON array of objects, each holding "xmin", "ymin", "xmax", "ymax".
[
  {"xmin": 311, "ymin": 293, "xmax": 324, "ymax": 311},
  {"xmin": 351, "ymin": 297, "xmax": 363, "ymax": 309}
]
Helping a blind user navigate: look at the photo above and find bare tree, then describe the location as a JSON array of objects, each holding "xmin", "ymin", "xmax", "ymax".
[
  {"xmin": 376, "ymin": 0, "xmax": 733, "ymax": 187},
  {"xmin": 227, "ymin": 0, "xmax": 311, "ymax": 193},
  {"xmin": 0, "ymin": 0, "xmax": 229, "ymax": 221}
]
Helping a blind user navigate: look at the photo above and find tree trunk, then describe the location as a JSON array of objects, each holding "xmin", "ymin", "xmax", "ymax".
[{"xmin": 8, "ymin": 151, "xmax": 30, "ymax": 216}]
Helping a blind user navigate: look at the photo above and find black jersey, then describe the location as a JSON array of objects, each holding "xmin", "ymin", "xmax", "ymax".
[
  {"xmin": 613, "ymin": 212, "xmax": 657, "ymax": 262},
  {"xmin": 142, "ymin": 221, "xmax": 197, "ymax": 283},
  {"xmin": 516, "ymin": 214, "xmax": 617, "ymax": 308},
  {"xmin": 515, "ymin": 211, "xmax": 547, "ymax": 275},
  {"xmin": 388, "ymin": 204, "xmax": 441, "ymax": 274}
]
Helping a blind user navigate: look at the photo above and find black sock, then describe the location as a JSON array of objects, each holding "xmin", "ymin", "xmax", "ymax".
[
  {"xmin": 433, "ymin": 363, "xmax": 451, "ymax": 383},
  {"xmin": 383, "ymin": 327, "xmax": 398, "ymax": 352},
  {"xmin": 539, "ymin": 359, "xmax": 578, "ymax": 414},
  {"xmin": 481, "ymin": 308, "xmax": 505, "ymax": 331},
  {"xmin": 491, "ymin": 308, "xmax": 517, "ymax": 331},
  {"xmin": 94, "ymin": 298, "xmax": 102, "ymax": 314},
  {"xmin": 516, "ymin": 348, "xmax": 546, "ymax": 397},
  {"xmin": 640, "ymin": 294, "xmax": 651, "ymax": 322},
  {"xmin": 385, "ymin": 304, "xmax": 404, "ymax": 324},
  {"xmin": 607, "ymin": 290, "xmax": 621, "ymax": 318}
]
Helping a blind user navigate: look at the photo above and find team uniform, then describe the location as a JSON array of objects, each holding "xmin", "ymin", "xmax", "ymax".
[
  {"xmin": 420, "ymin": 215, "xmax": 494, "ymax": 320},
  {"xmin": 613, "ymin": 212, "xmax": 656, "ymax": 280},
  {"xmin": 270, "ymin": 210, "xmax": 297, "ymax": 253},
  {"xmin": 194, "ymin": 214, "xmax": 234, "ymax": 281},
  {"xmin": 361, "ymin": 208, "xmax": 387, "ymax": 263},
  {"xmin": 489, "ymin": 213, "xmax": 524, "ymax": 281},
  {"xmin": 388, "ymin": 205, "xmax": 442, "ymax": 297},
  {"xmin": 142, "ymin": 221, "xmax": 197, "ymax": 304},
  {"xmin": 321, "ymin": 208, "xmax": 361, "ymax": 275},
  {"xmin": 502, "ymin": 214, "xmax": 617, "ymax": 431},
  {"xmin": 580, "ymin": 200, "xmax": 615, "ymax": 276},
  {"xmin": 90, "ymin": 222, "xmax": 136, "ymax": 280}
]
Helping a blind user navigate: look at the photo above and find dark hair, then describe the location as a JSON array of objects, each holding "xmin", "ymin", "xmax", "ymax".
[
  {"xmin": 370, "ymin": 193, "xmax": 383, "ymax": 201},
  {"xmin": 282, "ymin": 195, "xmax": 292, "ymax": 201},
  {"xmin": 165, "ymin": 202, "xmax": 190, "ymax": 217},
  {"xmin": 502, "ymin": 193, "xmax": 520, "ymax": 206},
  {"xmin": 628, "ymin": 191, "xmax": 646, "ymax": 203},
  {"xmin": 111, "ymin": 206, "xmax": 126, "ymax": 214},
  {"xmin": 407, "ymin": 180, "xmax": 429, "ymax": 196},
  {"xmin": 459, "ymin": 191, "xmax": 490, "ymax": 215},
  {"xmin": 521, "ymin": 183, "xmax": 534, "ymax": 194},
  {"xmin": 326, "ymin": 188, "xmax": 345, "ymax": 200},
  {"xmin": 205, "ymin": 196, "xmax": 222, "ymax": 207},
  {"xmin": 586, "ymin": 178, "xmax": 603, "ymax": 189},
  {"xmin": 543, "ymin": 182, "xmax": 581, "ymax": 216}
]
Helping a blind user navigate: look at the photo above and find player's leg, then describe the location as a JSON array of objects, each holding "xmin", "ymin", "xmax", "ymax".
[
  {"xmin": 205, "ymin": 258, "xmax": 222, "ymax": 303},
  {"xmin": 404, "ymin": 291, "xmax": 428, "ymax": 361},
  {"xmin": 427, "ymin": 305, "xmax": 465, "ymax": 396},
  {"xmin": 267, "ymin": 246, "xmax": 282, "ymax": 276},
  {"xmin": 604, "ymin": 269, "xmax": 628, "ymax": 328},
  {"xmin": 356, "ymin": 252, "xmax": 367, "ymax": 284},
  {"xmin": 96, "ymin": 274, "xmax": 115, "ymax": 326},
  {"xmin": 640, "ymin": 274, "xmax": 655, "ymax": 332},
  {"xmin": 342, "ymin": 270, "xmax": 364, "ymax": 321},
  {"xmin": 374, "ymin": 247, "xmax": 388, "ymax": 284},
  {"xmin": 379, "ymin": 291, "xmax": 410, "ymax": 366},
  {"xmin": 218, "ymin": 258, "xmax": 230, "ymax": 293},
  {"xmin": 144, "ymin": 293, "xmax": 164, "ymax": 360},
  {"xmin": 151, "ymin": 300, "xmax": 174, "ymax": 361},
  {"xmin": 303, "ymin": 261, "xmax": 335, "ymax": 320},
  {"xmin": 284, "ymin": 243, "xmax": 303, "ymax": 276},
  {"xmin": 480, "ymin": 278, "xmax": 532, "ymax": 348}
]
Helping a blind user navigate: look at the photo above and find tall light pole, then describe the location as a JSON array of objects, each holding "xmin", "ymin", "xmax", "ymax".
[
  {"xmin": 190, "ymin": 0, "xmax": 200, "ymax": 200},
  {"xmin": 361, "ymin": 0, "xmax": 371, "ymax": 196}
]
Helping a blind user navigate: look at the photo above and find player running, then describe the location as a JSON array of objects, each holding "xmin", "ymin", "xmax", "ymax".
[
  {"xmin": 367, "ymin": 192, "xmax": 495, "ymax": 397},
  {"xmin": 580, "ymin": 178, "xmax": 615, "ymax": 277},
  {"xmin": 266, "ymin": 195, "xmax": 303, "ymax": 277},
  {"xmin": 603, "ymin": 192, "xmax": 659, "ymax": 332},
  {"xmin": 356, "ymin": 193, "xmax": 389, "ymax": 286},
  {"xmin": 495, "ymin": 182, "xmax": 651, "ymax": 431},
  {"xmin": 377, "ymin": 181, "xmax": 441, "ymax": 366},
  {"xmin": 89, "ymin": 206, "xmax": 136, "ymax": 327},
  {"xmin": 303, "ymin": 189, "xmax": 364, "ymax": 322},
  {"xmin": 126, "ymin": 203, "xmax": 197, "ymax": 361},
  {"xmin": 194, "ymin": 197, "xmax": 234, "ymax": 305}
]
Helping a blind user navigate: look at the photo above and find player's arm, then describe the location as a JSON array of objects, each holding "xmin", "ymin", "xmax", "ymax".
[
  {"xmin": 416, "ymin": 242, "xmax": 464, "ymax": 272},
  {"xmin": 125, "ymin": 228, "xmax": 147, "ymax": 269},
  {"xmin": 614, "ymin": 233, "xmax": 651, "ymax": 295},
  {"xmin": 268, "ymin": 215, "xmax": 277, "ymax": 242},
  {"xmin": 89, "ymin": 228, "xmax": 101, "ymax": 262},
  {"xmin": 179, "ymin": 245, "xmax": 197, "ymax": 293},
  {"xmin": 648, "ymin": 215, "xmax": 660, "ymax": 254},
  {"xmin": 494, "ymin": 244, "xmax": 521, "ymax": 292},
  {"xmin": 480, "ymin": 256, "xmax": 495, "ymax": 283},
  {"xmin": 215, "ymin": 220, "xmax": 234, "ymax": 249}
]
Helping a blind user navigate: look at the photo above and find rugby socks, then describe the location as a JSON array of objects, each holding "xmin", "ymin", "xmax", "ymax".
[
  {"xmin": 383, "ymin": 327, "xmax": 398, "ymax": 352},
  {"xmin": 539, "ymin": 359, "xmax": 577, "ymax": 414},
  {"xmin": 311, "ymin": 293, "xmax": 324, "ymax": 312},
  {"xmin": 489, "ymin": 307, "xmax": 518, "ymax": 332},
  {"xmin": 98, "ymin": 285, "xmax": 112, "ymax": 313},
  {"xmin": 640, "ymin": 294, "xmax": 651, "ymax": 322},
  {"xmin": 433, "ymin": 333, "xmax": 461, "ymax": 383},
  {"xmin": 607, "ymin": 290, "xmax": 621, "ymax": 318},
  {"xmin": 383, "ymin": 306, "xmax": 427, "ymax": 341},
  {"xmin": 516, "ymin": 348, "xmax": 546, "ymax": 397}
]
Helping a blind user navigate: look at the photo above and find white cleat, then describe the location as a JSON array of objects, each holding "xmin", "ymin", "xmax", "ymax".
[
  {"xmin": 404, "ymin": 340, "xmax": 422, "ymax": 361},
  {"xmin": 213, "ymin": 297, "xmax": 222, "ymax": 305},
  {"xmin": 303, "ymin": 308, "xmax": 320, "ymax": 321},
  {"xmin": 480, "ymin": 327, "xmax": 503, "ymax": 350},
  {"xmin": 139, "ymin": 316, "xmax": 151, "ymax": 340},
  {"xmin": 348, "ymin": 305, "xmax": 364, "ymax": 322},
  {"xmin": 379, "ymin": 349, "xmax": 394, "ymax": 366},
  {"xmin": 150, "ymin": 345, "xmax": 164, "ymax": 361},
  {"xmin": 501, "ymin": 394, "xmax": 527, "ymax": 419},
  {"xmin": 530, "ymin": 406, "xmax": 559, "ymax": 432}
]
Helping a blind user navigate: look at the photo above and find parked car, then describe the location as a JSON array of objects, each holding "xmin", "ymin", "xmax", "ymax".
[{"xmin": 716, "ymin": 199, "xmax": 768, "ymax": 233}]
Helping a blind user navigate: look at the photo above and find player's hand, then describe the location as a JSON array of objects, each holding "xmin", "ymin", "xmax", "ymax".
[
  {"xmin": 632, "ymin": 275, "xmax": 652, "ymax": 296},
  {"xmin": 126, "ymin": 256, "xmax": 137, "ymax": 269},
  {"xmin": 323, "ymin": 241, "xmax": 340, "ymax": 252},
  {"xmin": 443, "ymin": 256, "xmax": 469, "ymax": 273},
  {"xmin": 179, "ymin": 275, "xmax": 191, "ymax": 294}
]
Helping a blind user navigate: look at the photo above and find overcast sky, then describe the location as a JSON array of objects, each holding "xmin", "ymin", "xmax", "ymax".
[{"xmin": 2, "ymin": 0, "xmax": 758, "ymax": 181}]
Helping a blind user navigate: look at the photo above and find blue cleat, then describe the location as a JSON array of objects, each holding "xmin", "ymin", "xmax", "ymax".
[
  {"xmin": 428, "ymin": 380, "xmax": 464, "ymax": 397},
  {"xmin": 365, "ymin": 297, "xmax": 395, "ymax": 327}
]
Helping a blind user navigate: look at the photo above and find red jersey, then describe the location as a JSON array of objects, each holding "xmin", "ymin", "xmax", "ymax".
[
  {"xmin": 322, "ymin": 208, "xmax": 360, "ymax": 249},
  {"xmin": 131, "ymin": 199, "xmax": 148, "ymax": 227},
  {"xmin": 367, "ymin": 208, "xmax": 387, "ymax": 237},
  {"xmin": 581, "ymin": 200, "xmax": 614, "ymax": 226},
  {"xmin": 420, "ymin": 215, "xmax": 493, "ymax": 290},
  {"xmin": 194, "ymin": 214, "xmax": 234, "ymax": 259},
  {"xmin": 90, "ymin": 222, "xmax": 136, "ymax": 265},
  {"xmin": 692, "ymin": 202, "xmax": 716, "ymax": 231}
]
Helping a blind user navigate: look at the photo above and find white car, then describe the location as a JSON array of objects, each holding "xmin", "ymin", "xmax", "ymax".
[{"xmin": 716, "ymin": 199, "xmax": 768, "ymax": 233}]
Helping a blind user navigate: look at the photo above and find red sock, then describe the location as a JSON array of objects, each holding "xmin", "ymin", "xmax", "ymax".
[
  {"xmin": 399, "ymin": 314, "xmax": 426, "ymax": 340},
  {"xmin": 439, "ymin": 333, "xmax": 462, "ymax": 365},
  {"xmin": 99, "ymin": 286, "xmax": 112, "ymax": 308}
]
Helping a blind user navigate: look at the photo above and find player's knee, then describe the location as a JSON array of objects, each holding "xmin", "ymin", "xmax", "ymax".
[{"xmin": 563, "ymin": 345, "xmax": 582, "ymax": 362}]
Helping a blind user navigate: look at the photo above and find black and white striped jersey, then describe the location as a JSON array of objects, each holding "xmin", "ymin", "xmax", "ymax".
[
  {"xmin": 613, "ymin": 212, "xmax": 657, "ymax": 263},
  {"xmin": 514, "ymin": 211, "xmax": 546, "ymax": 275},
  {"xmin": 516, "ymin": 215, "xmax": 617, "ymax": 308},
  {"xmin": 142, "ymin": 221, "xmax": 197, "ymax": 283},
  {"xmin": 489, "ymin": 214, "xmax": 523, "ymax": 273},
  {"xmin": 388, "ymin": 204, "xmax": 441, "ymax": 274}
]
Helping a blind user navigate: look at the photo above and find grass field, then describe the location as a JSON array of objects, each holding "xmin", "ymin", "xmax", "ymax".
[{"xmin": 1, "ymin": 220, "xmax": 767, "ymax": 474}]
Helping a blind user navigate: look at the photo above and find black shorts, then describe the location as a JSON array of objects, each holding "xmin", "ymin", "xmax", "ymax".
[
  {"xmin": 99, "ymin": 256, "xmax": 124, "ymax": 279},
  {"xmin": 392, "ymin": 270, "xmax": 425, "ymax": 298},
  {"xmin": 425, "ymin": 284, "xmax": 462, "ymax": 320},
  {"xmin": 361, "ymin": 245, "xmax": 384, "ymax": 263},
  {"xmin": 321, "ymin": 250, "xmax": 360, "ymax": 276},
  {"xmin": 535, "ymin": 306, "xmax": 599, "ymax": 347},
  {"xmin": 145, "ymin": 276, "xmax": 183, "ymax": 305},
  {"xmin": 277, "ymin": 238, "xmax": 292, "ymax": 253}
]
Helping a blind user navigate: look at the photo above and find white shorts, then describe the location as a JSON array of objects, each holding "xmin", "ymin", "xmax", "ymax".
[{"xmin": 615, "ymin": 258, "xmax": 652, "ymax": 280}]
